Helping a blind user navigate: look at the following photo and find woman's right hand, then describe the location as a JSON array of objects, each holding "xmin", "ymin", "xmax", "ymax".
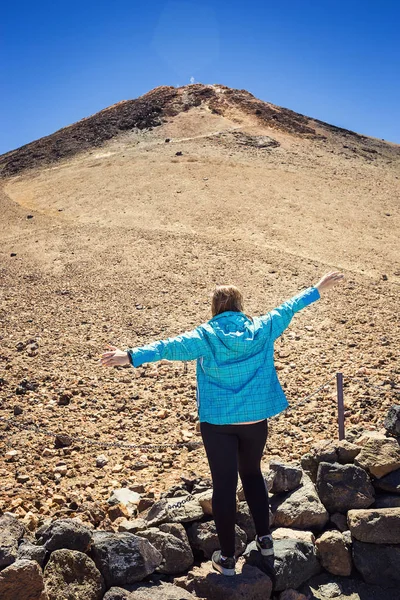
[
  {"xmin": 315, "ymin": 271, "xmax": 345, "ymax": 295},
  {"xmin": 100, "ymin": 345, "xmax": 130, "ymax": 367}
]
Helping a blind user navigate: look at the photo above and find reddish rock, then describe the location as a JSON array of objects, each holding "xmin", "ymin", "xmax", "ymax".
[
  {"xmin": 348, "ymin": 507, "xmax": 400, "ymax": 543},
  {"xmin": 315, "ymin": 530, "xmax": 352, "ymax": 576},
  {"xmin": 0, "ymin": 559, "xmax": 48, "ymax": 600}
]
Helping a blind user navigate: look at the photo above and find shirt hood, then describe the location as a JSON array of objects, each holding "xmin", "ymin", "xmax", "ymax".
[{"xmin": 205, "ymin": 311, "xmax": 262, "ymax": 354}]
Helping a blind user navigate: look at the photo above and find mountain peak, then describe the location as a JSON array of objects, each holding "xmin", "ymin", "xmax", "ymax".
[{"xmin": 1, "ymin": 83, "xmax": 398, "ymax": 177}]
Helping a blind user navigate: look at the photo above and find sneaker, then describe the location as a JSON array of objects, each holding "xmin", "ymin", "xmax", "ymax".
[
  {"xmin": 211, "ymin": 550, "xmax": 236, "ymax": 576},
  {"xmin": 255, "ymin": 533, "xmax": 274, "ymax": 556}
]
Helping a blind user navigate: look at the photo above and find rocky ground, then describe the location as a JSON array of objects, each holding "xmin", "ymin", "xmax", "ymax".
[
  {"xmin": 0, "ymin": 84, "xmax": 399, "ymax": 526},
  {"xmin": 1, "ymin": 432, "xmax": 400, "ymax": 600}
]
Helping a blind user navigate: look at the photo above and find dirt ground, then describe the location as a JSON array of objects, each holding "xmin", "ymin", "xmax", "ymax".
[{"xmin": 0, "ymin": 84, "xmax": 399, "ymax": 526}]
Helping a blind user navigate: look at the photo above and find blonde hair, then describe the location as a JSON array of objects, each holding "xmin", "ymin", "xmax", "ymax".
[{"xmin": 211, "ymin": 285, "xmax": 244, "ymax": 317}]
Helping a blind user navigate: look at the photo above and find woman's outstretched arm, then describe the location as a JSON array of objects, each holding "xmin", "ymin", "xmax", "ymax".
[
  {"xmin": 261, "ymin": 271, "xmax": 344, "ymax": 341},
  {"xmin": 100, "ymin": 327, "xmax": 209, "ymax": 368}
]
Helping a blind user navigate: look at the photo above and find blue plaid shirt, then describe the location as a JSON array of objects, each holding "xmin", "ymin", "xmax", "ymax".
[{"xmin": 126, "ymin": 287, "xmax": 320, "ymax": 424}]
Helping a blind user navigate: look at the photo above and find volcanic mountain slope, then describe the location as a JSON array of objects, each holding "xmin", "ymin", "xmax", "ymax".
[{"xmin": 0, "ymin": 84, "xmax": 399, "ymax": 520}]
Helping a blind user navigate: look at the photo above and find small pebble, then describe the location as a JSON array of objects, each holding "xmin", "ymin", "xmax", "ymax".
[{"xmin": 96, "ymin": 454, "xmax": 108, "ymax": 468}]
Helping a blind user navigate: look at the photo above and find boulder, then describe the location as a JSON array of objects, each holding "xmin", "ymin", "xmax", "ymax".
[
  {"xmin": 108, "ymin": 503, "xmax": 130, "ymax": 521},
  {"xmin": 158, "ymin": 522, "xmax": 190, "ymax": 543},
  {"xmin": 335, "ymin": 439, "xmax": 361, "ymax": 464},
  {"xmin": 301, "ymin": 570, "xmax": 400, "ymax": 599},
  {"xmin": 267, "ymin": 461, "xmax": 303, "ymax": 493},
  {"xmin": 372, "ymin": 467, "xmax": 400, "ymax": 494},
  {"xmin": 90, "ymin": 531, "xmax": 162, "ymax": 588},
  {"xmin": 329, "ymin": 513, "xmax": 348, "ymax": 532},
  {"xmin": 18, "ymin": 540, "xmax": 47, "ymax": 567},
  {"xmin": 274, "ymin": 538, "xmax": 320, "ymax": 591},
  {"xmin": 344, "ymin": 427, "xmax": 367, "ymax": 444},
  {"xmin": 0, "ymin": 559, "xmax": 48, "ymax": 600},
  {"xmin": 272, "ymin": 528, "xmax": 315, "ymax": 544},
  {"xmin": 118, "ymin": 518, "xmax": 148, "ymax": 533},
  {"xmin": 175, "ymin": 560, "xmax": 273, "ymax": 600},
  {"xmin": 315, "ymin": 531, "xmax": 352, "ymax": 576},
  {"xmin": 138, "ymin": 498, "xmax": 154, "ymax": 513},
  {"xmin": 384, "ymin": 405, "xmax": 400, "ymax": 438},
  {"xmin": 23, "ymin": 511, "xmax": 40, "ymax": 532},
  {"xmin": 44, "ymin": 549, "xmax": 105, "ymax": 600},
  {"xmin": 236, "ymin": 501, "xmax": 256, "ymax": 541},
  {"xmin": 0, "ymin": 513, "xmax": 25, "ymax": 567},
  {"xmin": 313, "ymin": 581, "xmax": 343, "ymax": 598},
  {"xmin": 342, "ymin": 530, "xmax": 352, "ymax": 544},
  {"xmin": 271, "ymin": 474, "xmax": 329, "ymax": 530},
  {"xmin": 36, "ymin": 518, "xmax": 92, "ymax": 552},
  {"xmin": 354, "ymin": 430, "xmax": 389, "ymax": 445},
  {"xmin": 347, "ymin": 507, "xmax": 400, "ymax": 543},
  {"xmin": 187, "ymin": 520, "xmax": 246, "ymax": 559},
  {"xmin": 310, "ymin": 440, "xmax": 339, "ymax": 462},
  {"xmin": 244, "ymin": 538, "xmax": 320, "ymax": 592},
  {"xmin": 195, "ymin": 489, "xmax": 213, "ymax": 515},
  {"xmin": 144, "ymin": 497, "xmax": 203, "ymax": 527},
  {"xmin": 316, "ymin": 462, "xmax": 375, "ymax": 513},
  {"xmin": 354, "ymin": 437, "xmax": 400, "ymax": 478},
  {"xmin": 300, "ymin": 440, "xmax": 338, "ymax": 482},
  {"xmin": 353, "ymin": 539, "xmax": 400, "ymax": 588},
  {"xmin": 191, "ymin": 477, "xmax": 213, "ymax": 494},
  {"xmin": 107, "ymin": 581, "xmax": 198, "ymax": 599},
  {"xmin": 136, "ymin": 525, "xmax": 193, "ymax": 574},
  {"xmin": 108, "ymin": 488, "xmax": 141, "ymax": 516},
  {"xmin": 374, "ymin": 494, "xmax": 400, "ymax": 508}
]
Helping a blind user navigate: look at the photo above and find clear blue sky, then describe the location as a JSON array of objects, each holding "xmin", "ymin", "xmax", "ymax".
[{"xmin": 1, "ymin": 0, "xmax": 399, "ymax": 154}]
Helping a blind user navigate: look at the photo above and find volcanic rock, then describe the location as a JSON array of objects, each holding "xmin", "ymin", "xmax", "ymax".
[
  {"xmin": 136, "ymin": 525, "xmax": 193, "ymax": 574},
  {"xmin": 352, "ymin": 539, "xmax": 400, "ymax": 588},
  {"xmin": 90, "ymin": 531, "xmax": 162, "ymax": 587},
  {"xmin": 0, "ymin": 513, "xmax": 25, "ymax": 568},
  {"xmin": 175, "ymin": 560, "xmax": 273, "ymax": 600},
  {"xmin": 315, "ymin": 530, "xmax": 352, "ymax": 576},
  {"xmin": 44, "ymin": 549, "xmax": 105, "ymax": 600},
  {"xmin": 347, "ymin": 507, "xmax": 400, "ymax": 543},
  {"xmin": 0, "ymin": 559, "xmax": 47, "ymax": 600},
  {"xmin": 271, "ymin": 474, "xmax": 329, "ymax": 530},
  {"xmin": 316, "ymin": 462, "xmax": 375, "ymax": 513}
]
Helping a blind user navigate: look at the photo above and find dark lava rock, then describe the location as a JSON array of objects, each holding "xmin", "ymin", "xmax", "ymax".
[
  {"xmin": 316, "ymin": 462, "xmax": 375, "ymax": 513},
  {"xmin": 244, "ymin": 538, "xmax": 321, "ymax": 592},
  {"xmin": 384, "ymin": 405, "xmax": 400, "ymax": 438},
  {"xmin": 353, "ymin": 539, "xmax": 400, "ymax": 588},
  {"xmin": 0, "ymin": 514, "xmax": 25, "ymax": 568},
  {"xmin": 36, "ymin": 518, "xmax": 92, "ymax": 552},
  {"xmin": 90, "ymin": 531, "xmax": 162, "ymax": 588}
]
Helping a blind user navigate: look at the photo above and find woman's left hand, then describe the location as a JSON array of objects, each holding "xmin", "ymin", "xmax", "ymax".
[{"xmin": 100, "ymin": 345, "xmax": 130, "ymax": 367}]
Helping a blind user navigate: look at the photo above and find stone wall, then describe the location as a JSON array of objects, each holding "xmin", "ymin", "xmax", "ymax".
[{"xmin": 1, "ymin": 408, "xmax": 400, "ymax": 600}]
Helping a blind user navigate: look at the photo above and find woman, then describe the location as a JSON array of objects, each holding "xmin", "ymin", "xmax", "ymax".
[{"xmin": 100, "ymin": 271, "xmax": 344, "ymax": 576}]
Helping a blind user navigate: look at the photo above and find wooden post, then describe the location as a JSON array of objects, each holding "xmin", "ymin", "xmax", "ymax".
[{"xmin": 336, "ymin": 372, "xmax": 345, "ymax": 440}]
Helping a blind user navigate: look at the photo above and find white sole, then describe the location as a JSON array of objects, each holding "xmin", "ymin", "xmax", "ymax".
[
  {"xmin": 258, "ymin": 547, "xmax": 274, "ymax": 556},
  {"xmin": 256, "ymin": 540, "xmax": 274, "ymax": 556},
  {"xmin": 212, "ymin": 561, "xmax": 236, "ymax": 576}
]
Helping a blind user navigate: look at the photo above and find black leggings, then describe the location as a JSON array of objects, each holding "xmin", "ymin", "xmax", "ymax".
[{"xmin": 200, "ymin": 419, "xmax": 270, "ymax": 557}]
